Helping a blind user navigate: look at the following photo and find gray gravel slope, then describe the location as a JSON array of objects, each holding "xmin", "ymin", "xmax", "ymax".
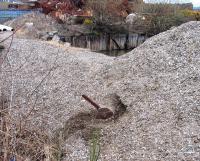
[{"xmin": 0, "ymin": 21, "xmax": 200, "ymax": 161}]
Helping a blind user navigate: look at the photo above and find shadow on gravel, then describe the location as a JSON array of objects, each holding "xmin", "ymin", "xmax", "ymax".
[{"xmin": 53, "ymin": 94, "xmax": 127, "ymax": 143}]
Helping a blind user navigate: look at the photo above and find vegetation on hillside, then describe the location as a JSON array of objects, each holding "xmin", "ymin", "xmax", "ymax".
[
  {"xmin": 82, "ymin": 0, "xmax": 200, "ymax": 35},
  {"xmin": 140, "ymin": 2, "xmax": 200, "ymax": 35},
  {"xmin": 10, "ymin": 0, "xmax": 196, "ymax": 35}
]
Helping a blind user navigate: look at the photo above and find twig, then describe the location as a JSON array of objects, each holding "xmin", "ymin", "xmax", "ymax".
[
  {"xmin": 0, "ymin": 53, "xmax": 59, "ymax": 114},
  {"xmin": 0, "ymin": 33, "xmax": 14, "ymax": 71},
  {"xmin": 28, "ymin": 52, "xmax": 59, "ymax": 97}
]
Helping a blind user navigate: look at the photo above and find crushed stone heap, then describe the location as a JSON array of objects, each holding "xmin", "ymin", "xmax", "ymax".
[
  {"xmin": 4, "ymin": 12, "xmax": 64, "ymax": 39},
  {"xmin": 0, "ymin": 21, "xmax": 200, "ymax": 161}
]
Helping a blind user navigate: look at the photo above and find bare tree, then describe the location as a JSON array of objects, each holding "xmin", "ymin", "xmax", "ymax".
[{"xmin": 85, "ymin": 0, "xmax": 127, "ymax": 25}]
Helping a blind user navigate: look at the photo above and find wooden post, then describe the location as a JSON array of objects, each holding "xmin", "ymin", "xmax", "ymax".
[{"xmin": 106, "ymin": 33, "xmax": 111, "ymax": 51}]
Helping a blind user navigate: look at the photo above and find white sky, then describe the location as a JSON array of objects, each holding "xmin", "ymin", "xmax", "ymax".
[
  {"xmin": 191, "ymin": 0, "xmax": 200, "ymax": 7},
  {"xmin": 144, "ymin": 0, "xmax": 200, "ymax": 7}
]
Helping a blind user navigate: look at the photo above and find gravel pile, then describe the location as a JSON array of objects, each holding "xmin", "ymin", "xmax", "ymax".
[
  {"xmin": 4, "ymin": 12, "xmax": 93, "ymax": 39},
  {"xmin": 95, "ymin": 21, "xmax": 200, "ymax": 161},
  {"xmin": 0, "ymin": 21, "xmax": 200, "ymax": 161},
  {"xmin": 4, "ymin": 12, "xmax": 64, "ymax": 39},
  {"xmin": 0, "ymin": 34, "xmax": 113, "ymax": 131}
]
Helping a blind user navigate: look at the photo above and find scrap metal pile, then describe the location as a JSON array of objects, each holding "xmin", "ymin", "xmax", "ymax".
[
  {"xmin": 37, "ymin": 0, "xmax": 132, "ymax": 21},
  {"xmin": 39, "ymin": 0, "xmax": 85, "ymax": 15}
]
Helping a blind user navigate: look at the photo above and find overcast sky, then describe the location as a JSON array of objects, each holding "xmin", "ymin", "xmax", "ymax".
[
  {"xmin": 144, "ymin": 0, "xmax": 200, "ymax": 7},
  {"xmin": 191, "ymin": 0, "xmax": 200, "ymax": 7}
]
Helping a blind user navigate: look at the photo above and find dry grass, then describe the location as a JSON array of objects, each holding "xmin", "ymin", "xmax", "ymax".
[
  {"xmin": 89, "ymin": 129, "xmax": 100, "ymax": 161},
  {"xmin": 0, "ymin": 31, "xmax": 61, "ymax": 161}
]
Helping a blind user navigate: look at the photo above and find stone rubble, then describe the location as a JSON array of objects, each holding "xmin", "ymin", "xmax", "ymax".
[{"xmin": 0, "ymin": 21, "xmax": 200, "ymax": 161}]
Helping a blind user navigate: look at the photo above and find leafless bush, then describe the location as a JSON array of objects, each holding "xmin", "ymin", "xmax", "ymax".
[
  {"xmin": 85, "ymin": 0, "xmax": 126, "ymax": 25},
  {"xmin": 141, "ymin": 3, "xmax": 177, "ymax": 15},
  {"xmin": 139, "ymin": 0, "xmax": 194, "ymax": 36},
  {"xmin": 0, "ymin": 31, "xmax": 63, "ymax": 161}
]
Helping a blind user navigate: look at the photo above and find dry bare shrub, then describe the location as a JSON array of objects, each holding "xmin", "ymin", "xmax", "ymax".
[
  {"xmin": 139, "ymin": 1, "xmax": 195, "ymax": 35},
  {"xmin": 85, "ymin": 0, "xmax": 127, "ymax": 25},
  {"xmin": 0, "ymin": 32, "xmax": 63, "ymax": 161}
]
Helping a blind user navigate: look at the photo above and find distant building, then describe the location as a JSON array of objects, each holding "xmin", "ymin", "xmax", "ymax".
[
  {"xmin": 0, "ymin": 0, "xmax": 40, "ymax": 23},
  {"xmin": 3, "ymin": 0, "xmax": 40, "ymax": 9},
  {"xmin": 0, "ymin": 0, "xmax": 19, "ymax": 9},
  {"xmin": 0, "ymin": 0, "xmax": 39, "ymax": 6},
  {"xmin": 0, "ymin": 0, "xmax": 19, "ymax": 2}
]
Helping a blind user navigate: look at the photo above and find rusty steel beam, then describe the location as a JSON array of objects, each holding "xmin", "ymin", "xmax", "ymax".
[{"xmin": 82, "ymin": 95, "xmax": 101, "ymax": 110}]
